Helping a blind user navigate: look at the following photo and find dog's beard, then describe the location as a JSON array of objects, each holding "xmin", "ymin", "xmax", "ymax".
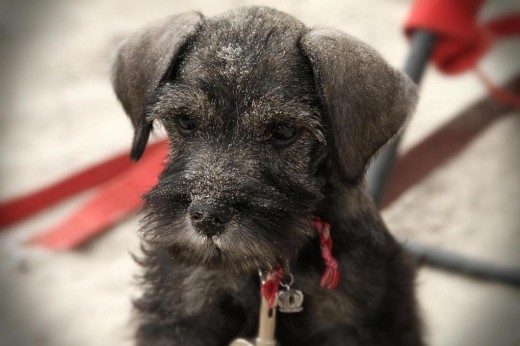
[{"xmin": 140, "ymin": 166, "xmax": 322, "ymax": 273}]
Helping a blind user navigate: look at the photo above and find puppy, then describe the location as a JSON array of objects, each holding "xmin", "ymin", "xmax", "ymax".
[{"xmin": 112, "ymin": 6, "xmax": 423, "ymax": 346}]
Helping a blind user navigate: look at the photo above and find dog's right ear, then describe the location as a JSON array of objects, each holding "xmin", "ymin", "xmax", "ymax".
[
  {"xmin": 111, "ymin": 12, "xmax": 203, "ymax": 161},
  {"xmin": 301, "ymin": 29, "xmax": 418, "ymax": 183}
]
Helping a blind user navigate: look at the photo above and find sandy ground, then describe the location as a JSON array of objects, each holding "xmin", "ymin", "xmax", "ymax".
[{"xmin": 0, "ymin": 0, "xmax": 519, "ymax": 345}]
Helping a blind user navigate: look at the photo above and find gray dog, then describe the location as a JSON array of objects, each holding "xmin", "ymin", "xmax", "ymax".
[{"xmin": 112, "ymin": 6, "xmax": 423, "ymax": 346}]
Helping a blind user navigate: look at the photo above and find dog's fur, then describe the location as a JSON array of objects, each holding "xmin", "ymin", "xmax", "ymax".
[{"xmin": 112, "ymin": 7, "xmax": 423, "ymax": 346}]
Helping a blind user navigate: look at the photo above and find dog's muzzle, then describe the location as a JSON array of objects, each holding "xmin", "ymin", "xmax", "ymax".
[{"xmin": 189, "ymin": 202, "xmax": 235, "ymax": 237}]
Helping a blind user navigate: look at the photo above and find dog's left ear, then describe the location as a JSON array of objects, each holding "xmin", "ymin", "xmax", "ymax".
[
  {"xmin": 300, "ymin": 29, "xmax": 418, "ymax": 182},
  {"xmin": 111, "ymin": 12, "xmax": 203, "ymax": 161}
]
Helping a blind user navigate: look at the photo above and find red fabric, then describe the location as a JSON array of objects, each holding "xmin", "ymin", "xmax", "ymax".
[
  {"xmin": 28, "ymin": 141, "xmax": 168, "ymax": 249},
  {"xmin": 405, "ymin": 0, "xmax": 520, "ymax": 74},
  {"xmin": 0, "ymin": 151, "xmax": 133, "ymax": 228},
  {"xmin": 262, "ymin": 266, "xmax": 285, "ymax": 309},
  {"xmin": 261, "ymin": 218, "xmax": 339, "ymax": 308},
  {"xmin": 475, "ymin": 67, "xmax": 520, "ymax": 107},
  {"xmin": 312, "ymin": 217, "xmax": 340, "ymax": 289},
  {"xmin": 0, "ymin": 140, "xmax": 168, "ymax": 228}
]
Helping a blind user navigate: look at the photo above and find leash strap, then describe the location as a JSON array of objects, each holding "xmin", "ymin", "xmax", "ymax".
[
  {"xmin": 0, "ymin": 140, "xmax": 168, "ymax": 228},
  {"xmin": 27, "ymin": 141, "xmax": 168, "ymax": 249},
  {"xmin": 475, "ymin": 67, "xmax": 520, "ymax": 108}
]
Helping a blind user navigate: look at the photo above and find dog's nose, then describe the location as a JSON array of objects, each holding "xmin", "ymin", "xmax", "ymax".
[{"xmin": 189, "ymin": 202, "xmax": 234, "ymax": 237}]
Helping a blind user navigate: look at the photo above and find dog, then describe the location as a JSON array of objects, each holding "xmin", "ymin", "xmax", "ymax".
[{"xmin": 111, "ymin": 6, "xmax": 423, "ymax": 346}]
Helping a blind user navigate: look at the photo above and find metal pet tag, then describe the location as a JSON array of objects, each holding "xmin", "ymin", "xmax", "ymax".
[{"xmin": 277, "ymin": 288, "xmax": 304, "ymax": 313}]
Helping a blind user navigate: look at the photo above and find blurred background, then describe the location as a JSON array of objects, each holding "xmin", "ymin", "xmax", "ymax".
[{"xmin": 0, "ymin": 0, "xmax": 519, "ymax": 345}]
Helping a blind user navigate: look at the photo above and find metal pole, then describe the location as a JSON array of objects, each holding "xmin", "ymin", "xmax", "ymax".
[
  {"xmin": 366, "ymin": 30, "xmax": 520, "ymax": 286},
  {"xmin": 405, "ymin": 239, "xmax": 520, "ymax": 286}
]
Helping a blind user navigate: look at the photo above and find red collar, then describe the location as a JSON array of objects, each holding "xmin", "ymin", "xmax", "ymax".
[{"xmin": 261, "ymin": 217, "xmax": 339, "ymax": 308}]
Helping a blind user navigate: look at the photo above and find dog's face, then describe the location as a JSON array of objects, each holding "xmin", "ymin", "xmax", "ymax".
[{"xmin": 112, "ymin": 7, "xmax": 418, "ymax": 273}]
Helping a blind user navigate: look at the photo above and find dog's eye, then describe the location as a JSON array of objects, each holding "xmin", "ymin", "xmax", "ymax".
[
  {"xmin": 270, "ymin": 124, "xmax": 299, "ymax": 145},
  {"xmin": 176, "ymin": 114, "xmax": 197, "ymax": 135}
]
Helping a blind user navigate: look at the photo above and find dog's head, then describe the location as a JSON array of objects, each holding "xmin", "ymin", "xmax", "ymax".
[{"xmin": 112, "ymin": 7, "xmax": 417, "ymax": 273}]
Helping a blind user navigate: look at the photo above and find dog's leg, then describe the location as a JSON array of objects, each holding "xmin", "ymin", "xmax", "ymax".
[{"xmin": 133, "ymin": 248, "xmax": 258, "ymax": 346}]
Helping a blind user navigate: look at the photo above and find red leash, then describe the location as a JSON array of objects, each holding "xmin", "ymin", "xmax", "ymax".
[
  {"xmin": 0, "ymin": 141, "xmax": 168, "ymax": 249},
  {"xmin": 0, "ymin": 140, "xmax": 168, "ymax": 229},
  {"xmin": 261, "ymin": 217, "xmax": 339, "ymax": 308},
  {"xmin": 475, "ymin": 67, "xmax": 520, "ymax": 108},
  {"xmin": 28, "ymin": 141, "xmax": 167, "ymax": 249}
]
